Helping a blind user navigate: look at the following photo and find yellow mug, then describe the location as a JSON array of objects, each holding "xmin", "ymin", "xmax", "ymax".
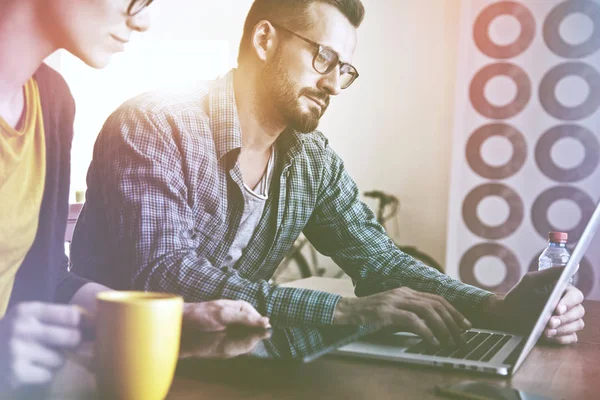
[{"xmin": 94, "ymin": 291, "xmax": 183, "ymax": 400}]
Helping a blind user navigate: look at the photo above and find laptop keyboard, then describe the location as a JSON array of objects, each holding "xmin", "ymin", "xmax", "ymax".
[{"xmin": 405, "ymin": 330, "xmax": 513, "ymax": 362}]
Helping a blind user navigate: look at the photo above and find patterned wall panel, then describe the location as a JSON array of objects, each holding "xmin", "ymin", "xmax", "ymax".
[{"xmin": 447, "ymin": 0, "xmax": 600, "ymax": 299}]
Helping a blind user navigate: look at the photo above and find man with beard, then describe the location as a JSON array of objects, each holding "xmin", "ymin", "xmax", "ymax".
[{"xmin": 71, "ymin": 0, "xmax": 585, "ymax": 348}]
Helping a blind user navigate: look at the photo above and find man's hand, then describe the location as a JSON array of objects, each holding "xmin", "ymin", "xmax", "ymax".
[
  {"xmin": 70, "ymin": 285, "xmax": 271, "ymax": 334},
  {"xmin": 182, "ymin": 300, "xmax": 270, "ymax": 333},
  {"xmin": 0, "ymin": 303, "xmax": 84, "ymax": 391},
  {"xmin": 542, "ymin": 285, "xmax": 584, "ymax": 344},
  {"xmin": 333, "ymin": 287, "xmax": 472, "ymax": 348},
  {"xmin": 483, "ymin": 267, "xmax": 585, "ymax": 345}
]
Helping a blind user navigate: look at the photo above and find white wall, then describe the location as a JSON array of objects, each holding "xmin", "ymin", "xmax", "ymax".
[
  {"xmin": 319, "ymin": 0, "xmax": 461, "ymax": 270},
  {"xmin": 62, "ymin": 0, "xmax": 462, "ymax": 271}
]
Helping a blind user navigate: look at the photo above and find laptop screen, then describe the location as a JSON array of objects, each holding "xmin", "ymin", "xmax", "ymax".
[{"xmin": 513, "ymin": 200, "xmax": 600, "ymax": 372}]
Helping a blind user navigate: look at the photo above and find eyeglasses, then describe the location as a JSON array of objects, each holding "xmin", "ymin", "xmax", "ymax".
[
  {"xmin": 271, "ymin": 23, "xmax": 359, "ymax": 90},
  {"xmin": 127, "ymin": 0, "xmax": 154, "ymax": 16}
]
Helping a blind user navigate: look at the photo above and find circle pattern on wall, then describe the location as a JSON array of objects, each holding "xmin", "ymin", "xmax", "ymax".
[
  {"xmin": 474, "ymin": 1, "xmax": 536, "ymax": 59},
  {"xmin": 528, "ymin": 253, "xmax": 595, "ymax": 297},
  {"xmin": 535, "ymin": 124, "xmax": 600, "ymax": 182},
  {"xmin": 531, "ymin": 186, "xmax": 596, "ymax": 242},
  {"xmin": 470, "ymin": 63, "xmax": 531, "ymax": 119},
  {"xmin": 463, "ymin": 183, "xmax": 524, "ymax": 239},
  {"xmin": 467, "ymin": 123, "xmax": 527, "ymax": 179},
  {"xmin": 459, "ymin": 243, "xmax": 521, "ymax": 292},
  {"xmin": 539, "ymin": 62, "xmax": 600, "ymax": 120},
  {"xmin": 544, "ymin": 0, "xmax": 600, "ymax": 59},
  {"xmin": 449, "ymin": 0, "xmax": 600, "ymax": 300}
]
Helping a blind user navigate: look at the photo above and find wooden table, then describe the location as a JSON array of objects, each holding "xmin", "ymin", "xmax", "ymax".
[{"xmin": 50, "ymin": 277, "xmax": 600, "ymax": 400}]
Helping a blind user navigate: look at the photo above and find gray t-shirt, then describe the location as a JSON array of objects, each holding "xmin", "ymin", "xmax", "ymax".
[{"xmin": 222, "ymin": 147, "xmax": 275, "ymax": 269}]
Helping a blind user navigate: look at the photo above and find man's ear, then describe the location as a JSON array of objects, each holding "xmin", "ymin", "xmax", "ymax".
[{"xmin": 251, "ymin": 20, "xmax": 277, "ymax": 62}]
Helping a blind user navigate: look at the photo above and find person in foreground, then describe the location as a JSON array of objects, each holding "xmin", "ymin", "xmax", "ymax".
[
  {"xmin": 71, "ymin": 0, "xmax": 585, "ymax": 352},
  {"xmin": 0, "ymin": 0, "xmax": 268, "ymax": 392}
]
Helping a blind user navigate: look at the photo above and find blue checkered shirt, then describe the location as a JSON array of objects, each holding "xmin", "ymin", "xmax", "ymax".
[{"xmin": 70, "ymin": 70, "xmax": 493, "ymax": 326}]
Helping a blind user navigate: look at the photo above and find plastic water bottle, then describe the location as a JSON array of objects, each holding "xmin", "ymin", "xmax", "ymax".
[{"xmin": 538, "ymin": 231, "xmax": 573, "ymax": 285}]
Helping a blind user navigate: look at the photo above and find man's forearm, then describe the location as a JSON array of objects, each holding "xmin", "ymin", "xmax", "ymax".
[
  {"xmin": 142, "ymin": 262, "xmax": 343, "ymax": 326},
  {"xmin": 333, "ymin": 297, "xmax": 376, "ymax": 325}
]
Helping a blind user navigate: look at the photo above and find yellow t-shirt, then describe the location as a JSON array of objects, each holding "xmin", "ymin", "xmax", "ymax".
[{"xmin": 0, "ymin": 78, "xmax": 46, "ymax": 317}]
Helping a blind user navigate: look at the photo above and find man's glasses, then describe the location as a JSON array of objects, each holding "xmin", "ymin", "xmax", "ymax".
[
  {"xmin": 271, "ymin": 23, "xmax": 359, "ymax": 90},
  {"xmin": 127, "ymin": 0, "xmax": 154, "ymax": 16}
]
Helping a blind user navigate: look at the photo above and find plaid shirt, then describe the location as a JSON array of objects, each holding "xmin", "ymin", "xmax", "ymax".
[{"xmin": 71, "ymin": 70, "xmax": 493, "ymax": 326}]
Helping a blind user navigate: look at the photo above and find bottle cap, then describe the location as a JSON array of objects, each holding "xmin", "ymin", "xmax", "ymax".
[{"xmin": 548, "ymin": 231, "xmax": 568, "ymax": 243}]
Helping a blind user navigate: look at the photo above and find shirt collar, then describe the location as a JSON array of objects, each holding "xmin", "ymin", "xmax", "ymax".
[{"xmin": 209, "ymin": 70, "xmax": 243, "ymax": 161}]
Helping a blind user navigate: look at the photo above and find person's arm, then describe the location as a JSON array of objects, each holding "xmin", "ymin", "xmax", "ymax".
[
  {"xmin": 67, "ymin": 282, "xmax": 270, "ymax": 332},
  {"xmin": 303, "ymin": 145, "xmax": 585, "ymax": 345},
  {"xmin": 303, "ymin": 144, "xmax": 493, "ymax": 322},
  {"xmin": 51, "ymin": 69, "xmax": 269, "ymax": 331},
  {"xmin": 86, "ymin": 104, "xmax": 340, "ymax": 327}
]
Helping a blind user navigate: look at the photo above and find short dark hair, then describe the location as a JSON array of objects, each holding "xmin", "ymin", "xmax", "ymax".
[{"xmin": 237, "ymin": 0, "xmax": 365, "ymax": 64}]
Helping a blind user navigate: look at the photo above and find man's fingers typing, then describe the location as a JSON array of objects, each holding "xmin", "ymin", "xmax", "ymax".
[
  {"xmin": 395, "ymin": 310, "xmax": 439, "ymax": 347},
  {"xmin": 429, "ymin": 302, "xmax": 468, "ymax": 346},
  {"xmin": 420, "ymin": 293, "xmax": 471, "ymax": 330},
  {"xmin": 404, "ymin": 301, "xmax": 457, "ymax": 347}
]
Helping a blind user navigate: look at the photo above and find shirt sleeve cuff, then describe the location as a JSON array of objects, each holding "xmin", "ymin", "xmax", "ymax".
[{"xmin": 268, "ymin": 286, "xmax": 342, "ymax": 326}]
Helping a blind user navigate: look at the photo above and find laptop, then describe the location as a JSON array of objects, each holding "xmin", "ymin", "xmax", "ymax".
[{"xmin": 332, "ymin": 199, "xmax": 600, "ymax": 376}]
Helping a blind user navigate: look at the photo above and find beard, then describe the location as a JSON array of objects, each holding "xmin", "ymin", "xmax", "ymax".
[{"xmin": 259, "ymin": 48, "xmax": 330, "ymax": 133}]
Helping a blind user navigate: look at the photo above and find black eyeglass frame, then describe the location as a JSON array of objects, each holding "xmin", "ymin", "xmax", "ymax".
[
  {"xmin": 270, "ymin": 22, "xmax": 359, "ymax": 89},
  {"xmin": 127, "ymin": 0, "xmax": 154, "ymax": 16}
]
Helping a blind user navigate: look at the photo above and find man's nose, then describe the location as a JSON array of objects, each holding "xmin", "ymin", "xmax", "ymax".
[{"xmin": 318, "ymin": 64, "xmax": 342, "ymax": 96}]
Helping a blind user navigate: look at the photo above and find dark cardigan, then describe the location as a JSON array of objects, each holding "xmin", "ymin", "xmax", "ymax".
[{"xmin": 7, "ymin": 63, "xmax": 89, "ymax": 309}]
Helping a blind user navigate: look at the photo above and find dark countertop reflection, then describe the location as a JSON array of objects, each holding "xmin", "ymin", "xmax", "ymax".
[
  {"xmin": 178, "ymin": 324, "xmax": 378, "ymax": 363},
  {"xmin": 175, "ymin": 324, "xmax": 379, "ymax": 392}
]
